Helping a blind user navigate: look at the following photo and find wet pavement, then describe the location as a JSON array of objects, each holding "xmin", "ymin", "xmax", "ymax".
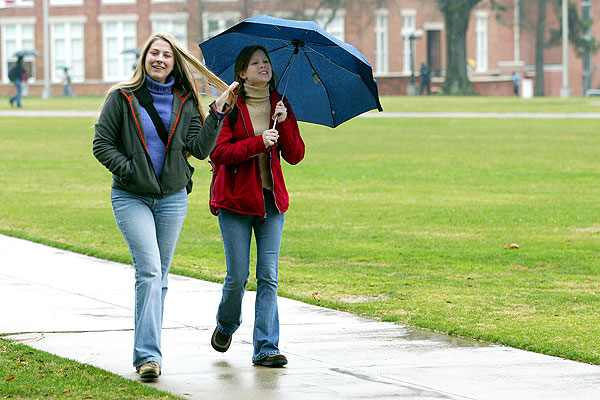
[{"xmin": 1, "ymin": 233, "xmax": 599, "ymax": 399}]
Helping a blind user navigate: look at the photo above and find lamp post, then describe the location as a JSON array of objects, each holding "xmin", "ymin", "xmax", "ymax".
[
  {"xmin": 405, "ymin": 29, "xmax": 423, "ymax": 96},
  {"xmin": 559, "ymin": 0, "xmax": 570, "ymax": 98},
  {"xmin": 409, "ymin": 33, "xmax": 416, "ymax": 85},
  {"xmin": 42, "ymin": 0, "xmax": 52, "ymax": 99}
]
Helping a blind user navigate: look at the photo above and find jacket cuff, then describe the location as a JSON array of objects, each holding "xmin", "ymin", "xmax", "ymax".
[{"xmin": 209, "ymin": 101, "xmax": 233, "ymax": 121}]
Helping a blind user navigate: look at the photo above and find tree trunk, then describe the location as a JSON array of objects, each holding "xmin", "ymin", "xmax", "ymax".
[
  {"xmin": 534, "ymin": 0, "xmax": 546, "ymax": 96},
  {"xmin": 439, "ymin": 0, "xmax": 479, "ymax": 95}
]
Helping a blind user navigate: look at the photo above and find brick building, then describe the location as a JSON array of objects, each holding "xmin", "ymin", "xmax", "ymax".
[{"xmin": 0, "ymin": 0, "xmax": 598, "ymax": 97}]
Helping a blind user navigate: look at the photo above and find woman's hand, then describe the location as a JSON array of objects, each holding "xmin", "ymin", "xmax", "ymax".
[
  {"xmin": 273, "ymin": 100, "xmax": 287, "ymax": 123},
  {"xmin": 262, "ymin": 128, "xmax": 279, "ymax": 148},
  {"xmin": 215, "ymin": 81, "xmax": 239, "ymax": 112}
]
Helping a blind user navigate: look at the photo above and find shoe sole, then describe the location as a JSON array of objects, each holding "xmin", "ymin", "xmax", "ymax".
[
  {"xmin": 139, "ymin": 370, "xmax": 160, "ymax": 380},
  {"xmin": 211, "ymin": 328, "xmax": 232, "ymax": 353},
  {"xmin": 253, "ymin": 358, "xmax": 288, "ymax": 368}
]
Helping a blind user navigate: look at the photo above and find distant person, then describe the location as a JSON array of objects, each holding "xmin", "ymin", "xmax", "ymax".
[
  {"xmin": 62, "ymin": 69, "xmax": 76, "ymax": 98},
  {"xmin": 512, "ymin": 71, "xmax": 521, "ymax": 97},
  {"xmin": 21, "ymin": 65, "xmax": 30, "ymax": 98},
  {"xmin": 209, "ymin": 45, "xmax": 305, "ymax": 368},
  {"xmin": 8, "ymin": 57, "xmax": 25, "ymax": 108},
  {"xmin": 93, "ymin": 32, "xmax": 236, "ymax": 381},
  {"xmin": 419, "ymin": 62, "xmax": 431, "ymax": 95}
]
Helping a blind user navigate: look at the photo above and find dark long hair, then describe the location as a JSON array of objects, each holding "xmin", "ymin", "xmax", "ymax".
[{"xmin": 234, "ymin": 45, "xmax": 277, "ymax": 103}]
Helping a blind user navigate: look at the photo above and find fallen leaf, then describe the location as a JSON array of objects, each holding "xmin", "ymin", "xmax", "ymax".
[
  {"xmin": 504, "ymin": 243, "xmax": 520, "ymax": 249},
  {"xmin": 6, "ymin": 376, "xmax": 15, "ymax": 381}
]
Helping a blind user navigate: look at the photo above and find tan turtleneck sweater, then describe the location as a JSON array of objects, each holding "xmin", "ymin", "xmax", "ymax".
[{"xmin": 244, "ymin": 84, "xmax": 273, "ymax": 190}]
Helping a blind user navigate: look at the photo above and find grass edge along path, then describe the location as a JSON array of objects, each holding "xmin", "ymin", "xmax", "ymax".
[{"xmin": 0, "ymin": 338, "xmax": 182, "ymax": 399}]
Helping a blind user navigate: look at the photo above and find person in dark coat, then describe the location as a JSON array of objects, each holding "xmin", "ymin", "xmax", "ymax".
[
  {"xmin": 93, "ymin": 32, "xmax": 236, "ymax": 381},
  {"xmin": 419, "ymin": 62, "xmax": 431, "ymax": 95},
  {"xmin": 9, "ymin": 57, "xmax": 25, "ymax": 108}
]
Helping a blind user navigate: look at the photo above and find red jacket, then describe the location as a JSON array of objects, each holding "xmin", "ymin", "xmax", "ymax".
[{"xmin": 210, "ymin": 90, "xmax": 305, "ymax": 217}]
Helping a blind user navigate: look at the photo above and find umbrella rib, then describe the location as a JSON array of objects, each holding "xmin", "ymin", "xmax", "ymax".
[
  {"xmin": 299, "ymin": 47, "xmax": 335, "ymax": 127},
  {"xmin": 304, "ymin": 46, "xmax": 366, "ymax": 80}
]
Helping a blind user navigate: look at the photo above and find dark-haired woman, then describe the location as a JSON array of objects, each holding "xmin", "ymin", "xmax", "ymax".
[{"xmin": 209, "ymin": 45, "xmax": 305, "ymax": 367}]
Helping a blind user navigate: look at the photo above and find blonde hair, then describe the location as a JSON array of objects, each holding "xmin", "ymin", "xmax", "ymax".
[{"xmin": 101, "ymin": 32, "xmax": 232, "ymax": 122}]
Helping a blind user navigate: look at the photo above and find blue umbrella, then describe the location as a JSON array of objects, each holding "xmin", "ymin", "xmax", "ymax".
[{"xmin": 199, "ymin": 14, "xmax": 383, "ymax": 128}]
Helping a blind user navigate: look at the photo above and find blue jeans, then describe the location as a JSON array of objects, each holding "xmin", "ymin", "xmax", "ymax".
[
  {"xmin": 62, "ymin": 83, "xmax": 76, "ymax": 98},
  {"xmin": 216, "ymin": 190, "xmax": 285, "ymax": 361},
  {"xmin": 9, "ymin": 79, "xmax": 22, "ymax": 107},
  {"xmin": 111, "ymin": 188, "xmax": 187, "ymax": 368}
]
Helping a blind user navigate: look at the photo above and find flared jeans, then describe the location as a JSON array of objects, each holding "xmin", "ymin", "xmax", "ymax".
[
  {"xmin": 216, "ymin": 190, "xmax": 285, "ymax": 361},
  {"xmin": 111, "ymin": 188, "xmax": 187, "ymax": 368}
]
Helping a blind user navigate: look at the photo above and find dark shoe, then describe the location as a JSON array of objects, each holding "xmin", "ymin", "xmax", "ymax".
[
  {"xmin": 9, "ymin": 99, "xmax": 14, "ymax": 108},
  {"xmin": 211, "ymin": 327, "xmax": 232, "ymax": 353},
  {"xmin": 136, "ymin": 361, "xmax": 160, "ymax": 380},
  {"xmin": 253, "ymin": 354, "xmax": 288, "ymax": 368}
]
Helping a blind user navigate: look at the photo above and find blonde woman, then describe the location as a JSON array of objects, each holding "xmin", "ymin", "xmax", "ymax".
[{"xmin": 93, "ymin": 33, "xmax": 237, "ymax": 380}]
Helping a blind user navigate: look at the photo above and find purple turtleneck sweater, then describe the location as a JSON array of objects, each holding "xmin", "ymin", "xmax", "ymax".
[{"xmin": 141, "ymin": 75, "xmax": 174, "ymax": 179}]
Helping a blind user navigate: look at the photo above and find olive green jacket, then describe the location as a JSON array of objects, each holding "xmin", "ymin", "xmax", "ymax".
[{"xmin": 93, "ymin": 87, "xmax": 224, "ymax": 197}]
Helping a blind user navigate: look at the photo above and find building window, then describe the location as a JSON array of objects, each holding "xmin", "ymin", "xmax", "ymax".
[
  {"xmin": 51, "ymin": 22, "xmax": 84, "ymax": 83},
  {"xmin": 2, "ymin": 0, "xmax": 34, "ymax": 6},
  {"xmin": 401, "ymin": 11, "xmax": 416, "ymax": 74},
  {"xmin": 374, "ymin": 10, "xmax": 388, "ymax": 75},
  {"xmin": 2, "ymin": 22, "xmax": 35, "ymax": 83},
  {"xmin": 312, "ymin": 10, "xmax": 345, "ymax": 41},
  {"xmin": 50, "ymin": 0, "xmax": 83, "ymax": 5},
  {"xmin": 102, "ymin": 0, "xmax": 135, "ymax": 4},
  {"xmin": 102, "ymin": 20, "xmax": 137, "ymax": 81},
  {"xmin": 151, "ymin": 14, "xmax": 188, "ymax": 49},
  {"xmin": 475, "ymin": 12, "xmax": 488, "ymax": 72},
  {"xmin": 202, "ymin": 12, "xmax": 240, "ymax": 40}
]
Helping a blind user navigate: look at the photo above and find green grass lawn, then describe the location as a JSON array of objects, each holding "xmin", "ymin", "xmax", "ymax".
[
  {"xmin": 3, "ymin": 94, "xmax": 600, "ymax": 113},
  {"xmin": 0, "ymin": 339, "xmax": 182, "ymax": 399},
  {"xmin": 0, "ymin": 96, "xmax": 599, "ymax": 392}
]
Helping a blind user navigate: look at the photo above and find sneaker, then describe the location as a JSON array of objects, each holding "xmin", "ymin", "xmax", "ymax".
[
  {"xmin": 136, "ymin": 361, "xmax": 160, "ymax": 380},
  {"xmin": 253, "ymin": 354, "xmax": 288, "ymax": 368},
  {"xmin": 211, "ymin": 327, "xmax": 232, "ymax": 353}
]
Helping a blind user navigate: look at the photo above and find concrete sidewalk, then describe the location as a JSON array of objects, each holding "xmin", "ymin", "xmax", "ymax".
[{"xmin": 1, "ymin": 234, "xmax": 599, "ymax": 399}]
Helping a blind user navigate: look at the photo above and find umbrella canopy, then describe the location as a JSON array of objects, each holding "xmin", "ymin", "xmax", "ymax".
[
  {"xmin": 199, "ymin": 14, "xmax": 382, "ymax": 128},
  {"xmin": 14, "ymin": 49, "xmax": 40, "ymax": 58}
]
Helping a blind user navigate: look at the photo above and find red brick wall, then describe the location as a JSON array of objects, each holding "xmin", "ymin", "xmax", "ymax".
[{"xmin": 1, "ymin": 0, "xmax": 598, "ymax": 97}]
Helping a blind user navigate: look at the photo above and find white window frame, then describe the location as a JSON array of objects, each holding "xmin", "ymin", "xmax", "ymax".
[
  {"xmin": 0, "ymin": 18, "xmax": 36, "ymax": 83},
  {"xmin": 1, "ymin": 0, "xmax": 34, "ymax": 7},
  {"xmin": 475, "ymin": 11, "xmax": 488, "ymax": 72},
  {"xmin": 374, "ymin": 9, "xmax": 388, "ymax": 75},
  {"xmin": 202, "ymin": 12, "xmax": 240, "ymax": 41},
  {"xmin": 99, "ymin": 14, "xmax": 138, "ymax": 82},
  {"xmin": 150, "ymin": 13, "xmax": 188, "ymax": 49},
  {"xmin": 101, "ymin": 0, "xmax": 135, "ymax": 4},
  {"xmin": 50, "ymin": 0, "xmax": 83, "ymax": 5},
  {"xmin": 309, "ymin": 9, "xmax": 346, "ymax": 42},
  {"xmin": 49, "ymin": 16, "xmax": 86, "ymax": 83},
  {"xmin": 401, "ymin": 10, "xmax": 416, "ymax": 75}
]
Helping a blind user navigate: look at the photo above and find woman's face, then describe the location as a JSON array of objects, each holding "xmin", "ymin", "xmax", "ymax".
[
  {"xmin": 239, "ymin": 49, "xmax": 272, "ymax": 87},
  {"xmin": 144, "ymin": 39, "xmax": 174, "ymax": 84}
]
